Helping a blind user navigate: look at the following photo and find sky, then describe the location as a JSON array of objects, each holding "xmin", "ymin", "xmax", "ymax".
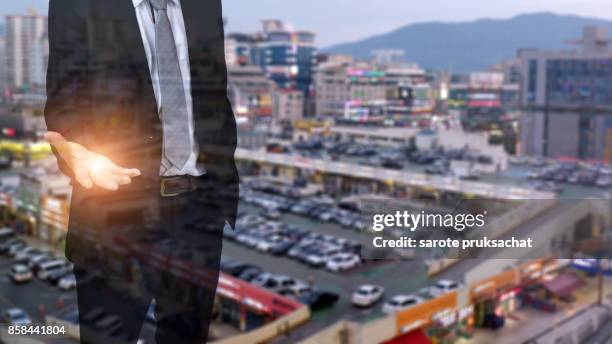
[{"xmin": 6, "ymin": 0, "xmax": 612, "ymax": 46}]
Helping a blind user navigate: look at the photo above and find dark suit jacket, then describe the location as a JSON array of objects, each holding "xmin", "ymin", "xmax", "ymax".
[{"xmin": 44, "ymin": 0, "xmax": 239, "ymax": 229}]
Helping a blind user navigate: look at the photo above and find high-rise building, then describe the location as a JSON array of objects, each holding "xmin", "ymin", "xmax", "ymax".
[
  {"xmin": 252, "ymin": 20, "xmax": 316, "ymax": 96},
  {"xmin": 518, "ymin": 26, "xmax": 612, "ymax": 161},
  {"xmin": 29, "ymin": 32, "xmax": 49, "ymax": 90},
  {"xmin": 226, "ymin": 33, "xmax": 256, "ymax": 67},
  {"xmin": 6, "ymin": 9, "xmax": 47, "ymax": 90},
  {"xmin": 227, "ymin": 20, "xmax": 317, "ymax": 98}
]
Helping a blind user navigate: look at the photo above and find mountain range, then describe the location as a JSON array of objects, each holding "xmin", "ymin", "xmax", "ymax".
[{"xmin": 325, "ymin": 12, "xmax": 612, "ymax": 72}]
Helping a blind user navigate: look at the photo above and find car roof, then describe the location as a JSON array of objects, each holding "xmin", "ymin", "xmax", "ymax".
[
  {"xmin": 391, "ymin": 294, "xmax": 419, "ymax": 301},
  {"xmin": 358, "ymin": 285, "xmax": 379, "ymax": 291},
  {"xmin": 6, "ymin": 308, "xmax": 25, "ymax": 315}
]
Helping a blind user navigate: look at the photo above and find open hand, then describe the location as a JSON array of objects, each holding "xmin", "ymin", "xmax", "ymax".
[{"xmin": 44, "ymin": 131, "xmax": 141, "ymax": 191}]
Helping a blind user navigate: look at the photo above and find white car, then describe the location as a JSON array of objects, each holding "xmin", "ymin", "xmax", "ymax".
[
  {"xmin": 351, "ymin": 285, "xmax": 384, "ymax": 307},
  {"xmin": 430, "ymin": 279, "xmax": 462, "ymax": 296},
  {"xmin": 2, "ymin": 308, "xmax": 32, "ymax": 326},
  {"xmin": 9, "ymin": 264, "xmax": 33, "ymax": 283},
  {"xmin": 382, "ymin": 294, "xmax": 423, "ymax": 314},
  {"xmin": 58, "ymin": 274, "xmax": 77, "ymax": 290},
  {"xmin": 285, "ymin": 283, "xmax": 312, "ymax": 298},
  {"xmin": 255, "ymin": 236, "xmax": 283, "ymax": 252},
  {"xmin": 7, "ymin": 242, "xmax": 26, "ymax": 257},
  {"xmin": 326, "ymin": 253, "xmax": 361, "ymax": 272},
  {"xmin": 13, "ymin": 247, "xmax": 42, "ymax": 262},
  {"xmin": 27, "ymin": 253, "xmax": 52, "ymax": 269}
]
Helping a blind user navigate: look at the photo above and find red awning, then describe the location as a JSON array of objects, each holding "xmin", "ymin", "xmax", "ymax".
[
  {"xmin": 383, "ymin": 330, "xmax": 432, "ymax": 344},
  {"xmin": 543, "ymin": 272, "xmax": 585, "ymax": 297}
]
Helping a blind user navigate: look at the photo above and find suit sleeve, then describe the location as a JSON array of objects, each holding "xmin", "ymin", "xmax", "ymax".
[{"xmin": 44, "ymin": 0, "xmax": 90, "ymax": 179}]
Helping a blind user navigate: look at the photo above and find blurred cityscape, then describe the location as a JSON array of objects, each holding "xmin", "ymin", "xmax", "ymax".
[{"xmin": 0, "ymin": 6, "xmax": 611, "ymax": 344}]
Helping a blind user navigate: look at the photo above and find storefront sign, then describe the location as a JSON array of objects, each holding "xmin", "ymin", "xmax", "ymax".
[{"xmin": 470, "ymin": 269, "xmax": 518, "ymax": 300}]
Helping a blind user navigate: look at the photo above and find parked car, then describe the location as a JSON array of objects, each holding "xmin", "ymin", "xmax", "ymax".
[
  {"xmin": 261, "ymin": 207, "xmax": 281, "ymax": 220},
  {"xmin": 430, "ymin": 279, "xmax": 462, "ymax": 296},
  {"xmin": 58, "ymin": 274, "xmax": 77, "ymax": 290},
  {"xmin": 9, "ymin": 264, "xmax": 33, "ymax": 284},
  {"xmin": 0, "ymin": 238, "xmax": 22, "ymax": 254},
  {"xmin": 305, "ymin": 247, "xmax": 342, "ymax": 268},
  {"xmin": 7, "ymin": 242, "xmax": 27, "ymax": 257},
  {"xmin": 283, "ymin": 283, "xmax": 312, "ymax": 298},
  {"xmin": 14, "ymin": 247, "xmax": 45, "ymax": 262},
  {"xmin": 220, "ymin": 260, "xmax": 260, "ymax": 277},
  {"xmin": 351, "ymin": 285, "xmax": 384, "ymax": 307},
  {"xmin": 251, "ymin": 273, "xmax": 293, "ymax": 294},
  {"xmin": 2, "ymin": 308, "xmax": 31, "ymax": 326},
  {"xmin": 0, "ymin": 228, "xmax": 14, "ymax": 243},
  {"xmin": 37, "ymin": 259, "xmax": 69, "ymax": 280},
  {"xmin": 382, "ymin": 295, "xmax": 423, "ymax": 314},
  {"xmin": 47, "ymin": 268, "xmax": 72, "ymax": 285},
  {"xmin": 236, "ymin": 267, "xmax": 263, "ymax": 282},
  {"xmin": 326, "ymin": 253, "xmax": 361, "ymax": 272},
  {"xmin": 28, "ymin": 253, "xmax": 53, "ymax": 270},
  {"xmin": 269, "ymin": 241, "xmax": 294, "ymax": 256},
  {"xmin": 298, "ymin": 290, "xmax": 339, "ymax": 311}
]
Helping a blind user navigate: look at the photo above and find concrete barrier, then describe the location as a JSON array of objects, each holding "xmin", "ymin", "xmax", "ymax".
[
  {"xmin": 298, "ymin": 320, "xmax": 354, "ymax": 344},
  {"xmin": 211, "ymin": 306, "xmax": 310, "ymax": 344}
]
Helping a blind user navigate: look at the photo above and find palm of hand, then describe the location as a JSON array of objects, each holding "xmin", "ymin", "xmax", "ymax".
[{"xmin": 46, "ymin": 132, "xmax": 140, "ymax": 191}]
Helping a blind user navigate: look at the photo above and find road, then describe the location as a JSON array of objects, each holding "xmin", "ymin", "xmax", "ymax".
[{"xmin": 0, "ymin": 254, "xmax": 76, "ymax": 343}]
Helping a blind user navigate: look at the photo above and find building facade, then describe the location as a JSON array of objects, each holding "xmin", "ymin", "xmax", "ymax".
[
  {"xmin": 227, "ymin": 65, "xmax": 275, "ymax": 120},
  {"xmin": 6, "ymin": 10, "xmax": 47, "ymax": 90},
  {"xmin": 518, "ymin": 26, "xmax": 612, "ymax": 161},
  {"xmin": 273, "ymin": 89, "xmax": 303, "ymax": 123}
]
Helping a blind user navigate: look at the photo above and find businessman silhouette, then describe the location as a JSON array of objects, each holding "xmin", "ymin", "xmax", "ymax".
[{"xmin": 44, "ymin": 0, "xmax": 238, "ymax": 343}]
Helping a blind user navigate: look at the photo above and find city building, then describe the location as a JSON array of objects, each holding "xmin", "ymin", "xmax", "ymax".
[
  {"xmin": 273, "ymin": 88, "xmax": 303, "ymax": 123},
  {"xmin": 519, "ymin": 26, "xmax": 612, "ymax": 161},
  {"xmin": 28, "ymin": 31, "xmax": 48, "ymax": 90},
  {"xmin": 15, "ymin": 163, "xmax": 71, "ymax": 244},
  {"xmin": 490, "ymin": 57, "xmax": 522, "ymax": 84},
  {"xmin": 227, "ymin": 20, "xmax": 317, "ymax": 97},
  {"xmin": 5, "ymin": 9, "xmax": 47, "ymax": 90},
  {"xmin": 314, "ymin": 61, "xmax": 433, "ymax": 123},
  {"xmin": 371, "ymin": 49, "xmax": 406, "ymax": 65},
  {"xmin": 314, "ymin": 61, "xmax": 350, "ymax": 117},
  {"xmin": 225, "ymin": 32, "xmax": 255, "ymax": 67},
  {"xmin": 448, "ymin": 71, "xmax": 520, "ymax": 130},
  {"xmin": 227, "ymin": 65, "xmax": 274, "ymax": 120}
]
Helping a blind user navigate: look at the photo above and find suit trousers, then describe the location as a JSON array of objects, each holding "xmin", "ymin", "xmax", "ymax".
[{"xmin": 66, "ymin": 174, "xmax": 224, "ymax": 344}]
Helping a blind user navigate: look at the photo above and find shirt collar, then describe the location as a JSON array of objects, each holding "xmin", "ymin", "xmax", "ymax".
[{"xmin": 132, "ymin": 0, "xmax": 178, "ymax": 8}]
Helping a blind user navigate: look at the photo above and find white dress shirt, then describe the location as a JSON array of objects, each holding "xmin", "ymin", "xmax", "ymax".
[{"xmin": 132, "ymin": 0, "xmax": 205, "ymax": 177}]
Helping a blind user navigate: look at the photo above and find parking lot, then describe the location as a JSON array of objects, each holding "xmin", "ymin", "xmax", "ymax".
[{"xmin": 221, "ymin": 197, "xmax": 443, "ymax": 338}]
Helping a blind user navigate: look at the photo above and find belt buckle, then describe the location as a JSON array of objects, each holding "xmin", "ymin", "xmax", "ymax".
[{"xmin": 160, "ymin": 176, "xmax": 183, "ymax": 197}]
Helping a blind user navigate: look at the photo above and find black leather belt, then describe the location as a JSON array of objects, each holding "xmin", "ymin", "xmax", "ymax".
[{"xmin": 160, "ymin": 175, "xmax": 201, "ymax": 197}]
